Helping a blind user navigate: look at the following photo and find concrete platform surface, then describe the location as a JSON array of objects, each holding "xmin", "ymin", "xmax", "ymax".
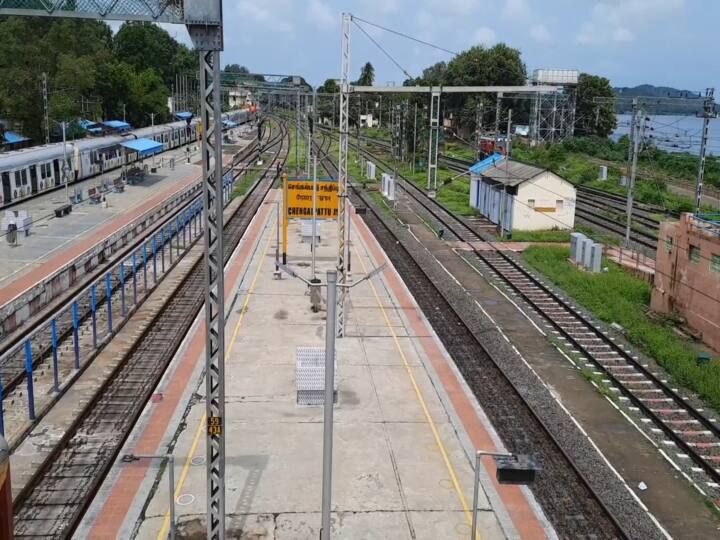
[
  {"xmin": 78, "ymin": 190, "xmax": 551, "ymax": 539},
  {"xmin": 0, "ymin": 127, "xmax": 253, "ymax": 289}
]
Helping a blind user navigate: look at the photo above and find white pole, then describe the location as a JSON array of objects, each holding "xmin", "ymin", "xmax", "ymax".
[
  {"xmin": 471, "ymin": 451, "xmax": 480, "ymax": 540},
  {"xmin": 321, "ymin": 270, "xmax": 337, "ymax": 539},
  {"xmin": 312, "ymin": 157, "xmax": 318, "ymax": 280},
  {"xmin": 62, "ymin": 121, "xmax": 69, "ymax": 202}
]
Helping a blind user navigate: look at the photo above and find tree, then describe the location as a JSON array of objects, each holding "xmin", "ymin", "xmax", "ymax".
[
  {"xmin": 224, "ymin": 64, "xmax": 249, "ymax": 74},
  {"xmin": 354, "ymin": 62, "xmax": 375, "ymax": 86},
  {"xmin": 575, "ymin": 73, "xmax": 617, "ymax": 137},
  {"xmin": 318, "ymin": 78, "xmax": 339, "ymax": 94}
]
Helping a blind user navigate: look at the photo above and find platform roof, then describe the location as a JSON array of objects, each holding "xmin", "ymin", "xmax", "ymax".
[
  {"xmin": 479, "ymin": 160, "xmax": 546, "ymax": 187},
  {"xmin": 103, "ymin": 120, "xmax": 131, "ymax": 131},
  {"xmin": 469, "ymin": 153, "xmax": 505, "ymax": 175},
  {"xmin": 3, "ymin": 131, "xmax": 29, "ymax": 144},
  {"xmin": 120, "ymin": 138, "xmax": 163, "ymax": 157}
]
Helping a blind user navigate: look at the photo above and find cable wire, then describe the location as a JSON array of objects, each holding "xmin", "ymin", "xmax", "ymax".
[
  {"xmin": 351, "ymin": 20, "xmax": 414, "ymax": 81},
  {"xmin": 350, "ymin": 15, "xmax": 459, "ymax": 57}
]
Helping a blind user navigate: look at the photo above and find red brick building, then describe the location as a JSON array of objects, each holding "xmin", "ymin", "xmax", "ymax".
[{"xmin": 652, "ymin": 213, "xmax": 720, "ymax": 352}]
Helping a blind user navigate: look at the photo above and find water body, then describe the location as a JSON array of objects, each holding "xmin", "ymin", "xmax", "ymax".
[{"xmin": 612, "ymin": 114, "xmax": 720, "ymax": 156}]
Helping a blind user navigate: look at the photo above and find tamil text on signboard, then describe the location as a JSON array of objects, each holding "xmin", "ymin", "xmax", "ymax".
[{"xmin": 287, "ymin": 180, "xmax": 338, "ymax": 219}]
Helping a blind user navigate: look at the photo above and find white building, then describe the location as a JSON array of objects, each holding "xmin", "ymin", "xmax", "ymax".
[{"xmin": 469, "ymin": 156, "xmax": 576, "ymax": 233}]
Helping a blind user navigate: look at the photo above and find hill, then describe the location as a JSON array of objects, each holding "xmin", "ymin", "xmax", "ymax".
[{"xmin": 613, "ymin": 84, "xmax": 704, "ymax": 114}]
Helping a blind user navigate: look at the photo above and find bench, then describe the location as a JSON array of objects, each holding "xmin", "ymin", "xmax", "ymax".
[
  {"xmin": 113, "ymin": 178, "xmax": 125, "ymax": 193},
  {"xmin": 88, "ymin": 188, "xmax": 102, "ymax": 204},
  {"xmin": 54, "ymin": 204, "xmax": 72, "ymax": 218}
]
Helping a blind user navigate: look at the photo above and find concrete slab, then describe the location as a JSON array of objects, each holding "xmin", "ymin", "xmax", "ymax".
[
  {"xmin": 0, "ymin": 128, "xmax": 252, "ymax": 287},
  {"xmin": 80, "ymin": 189, "xmax": 549, "ymax": 539}
]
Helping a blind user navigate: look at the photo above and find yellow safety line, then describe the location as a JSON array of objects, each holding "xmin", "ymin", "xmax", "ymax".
[
  {"xmin": 353, "ymin": 240, "xmax": 478, "ymax": 534},
  {"xmin": 155, "ymin": 214, "xmax": 276, "ymax": 540}
]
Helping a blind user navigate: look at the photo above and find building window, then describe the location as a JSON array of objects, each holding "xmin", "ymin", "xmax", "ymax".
[
  {"xmin": 528, "ymin": 199, "xmax": 535, "ymax": 209},
  {"xmin": 665, "ymin": 236, "xmax": 673, "ymax": 252},
  {"xmin": 689, "ymin": 245, "xmax": 701, "ymax": 263},
  {"xmin": 556, "ymin": 199, "xmax": 564, "ymax": 211},
  {"xmin": 712, "ymin": 254, "xmax": 720, "ymax": 273}
]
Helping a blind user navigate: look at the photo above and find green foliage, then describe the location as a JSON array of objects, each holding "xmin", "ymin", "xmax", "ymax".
[
  {"xmin": 511, "ymin": 229, "xmax": 572, "ymax": 242},
  {"xmin": 318, "ymin": 79, "xmax": 339, "ymax": 94},
  {"xmin": 523, "ymin": 246, "xmax": 720, "ymax": 412},
  {"xmin": 354, "ymin": 62, "xmax": 375, "ymax": 86},
  {"xmin": 0, "ymin": 16, "xmax": 189, "ymax": 143},
  {"xmin": 576, "ymin": 73, "xmax": 617, "ymax": 137},
  {"xmin": 224, "ymin": 64, "xmax": 249, "ymax": 74}
]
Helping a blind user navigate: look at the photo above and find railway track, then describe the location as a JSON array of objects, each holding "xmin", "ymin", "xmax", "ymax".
[
  {"xmin": 359, "ymin": 132, "xmax": 670, "ymax": 249},
  {"xmin": 312, "ymin": 129, "xmax": 638, "ymax": 539},
  {"xmin": 0, "ymin": 123, "xmax": 275, "ymax": 448},
  {"xmin": 11, "ymin": 120, "xmax": 290, "ymax": 539},
  {"xmin": 345, "ymin": 133, "xmax": 720, "ymax": 505}
]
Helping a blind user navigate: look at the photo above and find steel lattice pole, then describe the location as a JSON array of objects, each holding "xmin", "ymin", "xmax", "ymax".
[
  {"xmin": 200, "ymin": 49, "xmax": 226, "ymax": 540},
  {"xmin": 337, "ymin": 13, "xmax": 351, "ymax": 337}
]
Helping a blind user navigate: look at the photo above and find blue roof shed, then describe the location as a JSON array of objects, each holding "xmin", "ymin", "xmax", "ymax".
[{"xmin": 120, "ymin": 138, "xmax": 163, "ymax": 157}]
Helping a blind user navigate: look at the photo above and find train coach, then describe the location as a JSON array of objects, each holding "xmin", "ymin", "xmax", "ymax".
[{"xmin": 0, "ymin": 108, "xmax": 255, "ymax": 207}]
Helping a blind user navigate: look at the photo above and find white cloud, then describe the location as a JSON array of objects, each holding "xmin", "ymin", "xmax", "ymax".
[
  {"xmin": 503, "ymin": 0, "xmax": 530, "ymax": 18},
  {"xmin": 472, "ymin": 26, "xmax": 497, "ymax": 46},
  {"xmin": 612, "ymin": 27, "xmax": 635, "ymax": 42},
  {"xmin": 306, "ymin": 0, "xmax": 335, "ymax": 30},
  {"xmin": 576, "ymin": 0, "xmax": 684, "ymax": 44},
  {"xmin": 529, "ymin": 24, "xmax": 551, "ymax": 42}
]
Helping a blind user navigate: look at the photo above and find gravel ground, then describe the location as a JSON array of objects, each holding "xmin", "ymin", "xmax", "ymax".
[{"xmin": 349, "ymin": 185, "xmax": 667, "ymax": 540}]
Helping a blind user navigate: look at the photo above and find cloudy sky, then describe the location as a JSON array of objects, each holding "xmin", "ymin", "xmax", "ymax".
[{"xmin": 164, "ymin": 0, "xmax": 716, "ymax": 91}]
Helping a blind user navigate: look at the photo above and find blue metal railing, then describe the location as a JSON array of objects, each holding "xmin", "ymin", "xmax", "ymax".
[{"xmin": 0, "ymin": 168, "xmax": 243, "ymax": 435}]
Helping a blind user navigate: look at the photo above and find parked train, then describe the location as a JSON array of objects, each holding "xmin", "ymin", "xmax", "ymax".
[{"xmin": 0, "ymin": 108, "xmax": 255, "ymax": 207}]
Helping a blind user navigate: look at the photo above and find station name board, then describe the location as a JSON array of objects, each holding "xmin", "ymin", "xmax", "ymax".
[{"xmin": 286, "ymin": 180, "xmax": 338, "ymax": 219}]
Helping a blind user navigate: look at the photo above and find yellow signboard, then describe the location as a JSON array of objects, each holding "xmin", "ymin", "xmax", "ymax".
[{"xmin": 286, "ymin": 180, "xmax": 338, "ymax": 219}]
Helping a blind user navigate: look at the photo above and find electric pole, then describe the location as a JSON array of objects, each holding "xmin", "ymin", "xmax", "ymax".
[
  {"xmin": 695, "ymin": 88, "xmax": 716, "ymax": 214},
  {"xmin": 625, "ymin": 108, "xmax": 645, "ymax": 247},
  {"xmin": 475, "ymin": 101, "xmax": 484, "ymax": 161},
  {"xmin": 42, "ymin": 73, "xmax": 50, "ymax": 145},
  {"xmin": 494, "ymin": 92, "xmax": 503, "ymax": 151},
  {"xmin": 412, "ymin": 101, "xmax": 418, "ymax": 174}
]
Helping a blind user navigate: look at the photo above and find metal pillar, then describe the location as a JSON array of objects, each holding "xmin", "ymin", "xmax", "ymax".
[
  {"xmin": 695, "ymin": 88, "xmax": 715, "ymax": 213},
  {"xmin": 336, "ymin": 13, "xmax": 351, "ymax": 338},
  {"xmin": 475, "ymin": 101, "xmax": 484, "ymax": 160},
  {"xmin": 306, "ymin": 93, "xmax": 312, "ymax": 177},
  {"xmin": 427, "ymin": 89, "xmax": 440, "ymax": 191},
  {"xmin": 412, "ymin": 101, "xmax": 418, "ymax": 174},
  {"xmin": 200, "ymin": 49, "xmax": 227, "ymax": 540},
  {"xmin": 42, "ymin": 73, "xmax": 50, "ymax": 145},
  {"xmin": 296, "ymin": 91, "xmax": 301, "ymax": 174},
  {"xmin": 625, "ymin": 109, "xmax": 644, "ymax": 247},
  {"xmin": 494, "ymin": 92, "xmax": 502, "ymax": 150},
  {"xmin": 321, "ymin": 270, "xmax": 338, "ymax": 539}
]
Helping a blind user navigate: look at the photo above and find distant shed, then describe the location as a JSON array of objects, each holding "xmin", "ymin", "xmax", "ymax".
[{"xmin": 469, "ymin": 157, "xmax": 576, "ymax": 232}]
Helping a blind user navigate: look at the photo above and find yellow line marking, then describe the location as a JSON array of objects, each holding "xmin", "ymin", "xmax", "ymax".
[
  {"xmin": 353, "ymin": 229, "xmax": 478, "ymax": 535},
  {"xmin": 156, "ymin": 206, "xmax": 276, "ymax": 540}
]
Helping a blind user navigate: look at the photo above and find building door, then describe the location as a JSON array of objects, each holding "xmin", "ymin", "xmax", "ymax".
[
  {"xmin": 30, "ymin": 165, "xmax": 38, "ymax": 193},
  {"xmin": 1, "ymin": 172, "xmax": 11, "ymax": 202}
]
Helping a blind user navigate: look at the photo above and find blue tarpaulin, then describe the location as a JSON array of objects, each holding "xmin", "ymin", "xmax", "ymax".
[
  {"xmin": 3, "ymin": 131, "xmax": 29, "ymax": 144},
  {"xmin": 79, "ymin": 119, "xmax": 102, "ymax": 134},
  {"xmin": 103, "ymin": 120, "xmax": 132, "ymax": 131},
  {"xmin": 175, "ymin": 111, "xmax": 193, "ymax": 121},
  {"xmin": 223, "ymin": 120, "xmax": 238, "ymax": 128},
  {"xmin": 121, "ymin": 138, "xmax": 163, "ymax": 157},
  {"xmin": 469, "ymin": 153, "xmax": 505, "ymax": 175}
]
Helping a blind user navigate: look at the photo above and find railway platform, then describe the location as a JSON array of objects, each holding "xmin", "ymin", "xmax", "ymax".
[
  {"xmin": 0, "ymin": 127, "xmax": 252, "ymax": 290},
  {"xmin": 77, "ymin": 191, "xmax": 552, "ymax": 539}
]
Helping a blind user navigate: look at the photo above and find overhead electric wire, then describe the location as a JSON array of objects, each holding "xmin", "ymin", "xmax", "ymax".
[
  {"xmin": 351, "ymin": 20, "xmax": 414, "ymax": 81},
  {"xmin": 350, "ymin": 15, "xmax": 459, "ymax": 57}
]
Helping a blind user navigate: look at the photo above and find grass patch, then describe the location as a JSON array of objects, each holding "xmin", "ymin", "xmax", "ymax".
[
  {"xmin": 522, "ymin": 245, "xmax": 720, "ymax": 411},
  {"xmin": 510, "ymin": 229, "xmax": 571, "ymax": 243}
]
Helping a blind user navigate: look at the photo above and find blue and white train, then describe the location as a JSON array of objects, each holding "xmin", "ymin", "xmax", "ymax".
[{"xmin": 0, "ymin": 108, "xmax": 255, "ymax": 207}]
